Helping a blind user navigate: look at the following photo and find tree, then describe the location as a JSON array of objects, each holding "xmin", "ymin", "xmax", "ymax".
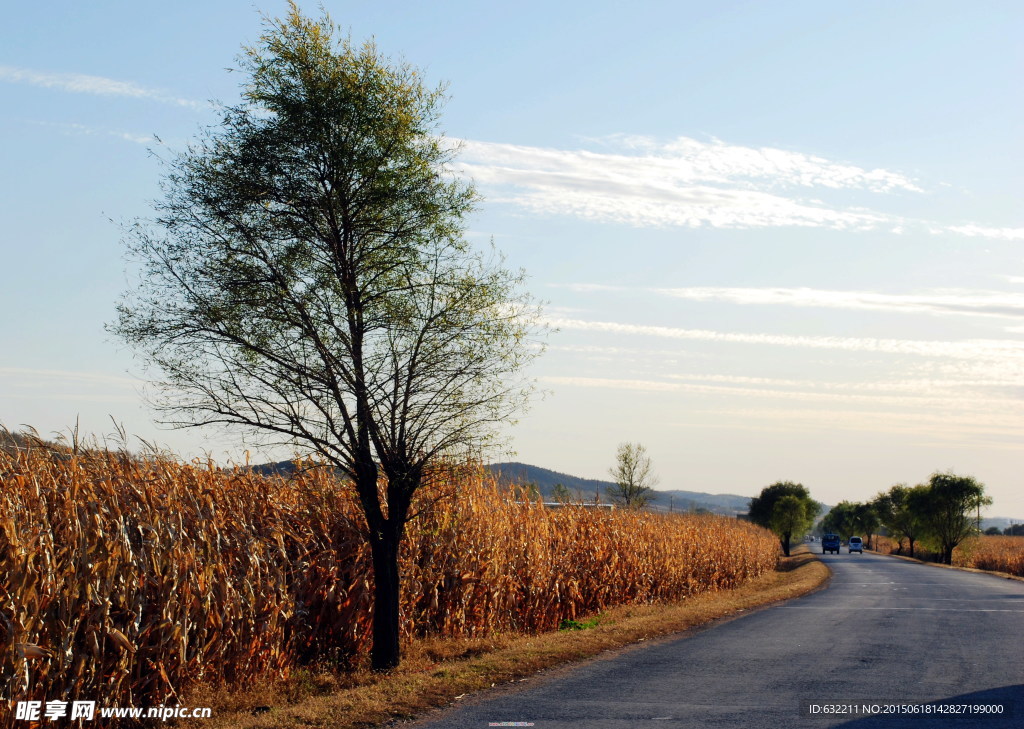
[
  {"xmin": 821, "ymin": 501, "xmax": 858, "ymax": 538},
  {"xmin": 852, "ymin": 502, "xmax": 879, "ymax": 550},
  {"xmin": 874, "ymin": 484, "xmax": 927, "ymax": 557},
  {"xmin": 918, "ymin": 472, "xmax": 991, "ymax": 565},
  {"xmin": 606, "ymin": 442, "xmax": 658, "ymax": 509},
  {"xmin": 110, "ymin": 5, "xmax": 543, "ymax": 671},
  {"xmin": 749, "ymin": 481, "xmax": 818, "ymax": 557},
  {"xmin": 551, "ymin": 483, "xmax": 572, "ymax": 504},
  {"xmin": 770, "ymin": 495, "xmax": 811, "ymax": 557}
]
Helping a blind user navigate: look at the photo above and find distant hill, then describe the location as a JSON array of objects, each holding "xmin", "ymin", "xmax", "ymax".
[
  {"xmin": 486, "ymin": 462, "xmax": 753, "ymax": 515},
  {"xmin": 240, "ymin": 458, "xmax": 1022, "ymax": 526}
]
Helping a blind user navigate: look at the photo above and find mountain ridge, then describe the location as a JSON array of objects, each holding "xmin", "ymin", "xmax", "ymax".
[{"xmin": 485, "ymin": 461, "xmax": 753, "ymax": 515}]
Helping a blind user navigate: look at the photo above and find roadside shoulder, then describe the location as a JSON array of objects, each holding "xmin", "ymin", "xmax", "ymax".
[{"xmin": 183, "ymin": 547, "xmax": 831, "ymax": 729}]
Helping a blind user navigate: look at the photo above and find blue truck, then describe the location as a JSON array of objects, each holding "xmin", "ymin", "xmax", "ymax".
[{"xmin": 822, "ymin": 533, "xmax": 841, "ymax": 554}]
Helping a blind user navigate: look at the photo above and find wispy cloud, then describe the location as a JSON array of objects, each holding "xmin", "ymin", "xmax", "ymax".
[
  {"xmin": 30, "ymin": 120, "xmax": 153, "ymax": 145},
  {"xmin": 0, "ymin": 65, "xmax": 202, "ymax": 109},
  {"xmin": 703, "ymin": 406, "xmax": 1024, "ymax": 448},
  {"xmin": 939, "ymin": 224, "xmax": 1024, "ymax": 242},
  {"xmin": 654, "ymin": 286, "xmax": 1024, "ymax": 319},
  {"xmin": 546, "ymin": 316, "xmax": 1024, "ymax": 360},
  {"xmin": 0, "ymin": 367, "xmax": 140, "ymax": 388},
  {"xmin": 590, "ymin": 134, "xmax": 924, "ymax": 192},
  {"xmin": 455, "ymin": 136, "xmax": 1018, "ymax": 241},
  {"xmin": 0, "ymin": 368, "xmax": 141, "ymax": 403},
  {"xmin": 540, "ymin": 374, "xmax": 1015, "ymax": 410},
  {"xmin": 664, "ymin": 372, "xmax": 1012, "ymax": 394},
  {"xmin": 456, "ymin": 137, "xmax": 895, "ymax": 232}
]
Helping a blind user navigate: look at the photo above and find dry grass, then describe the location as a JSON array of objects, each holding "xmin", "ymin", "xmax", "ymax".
[
  {"xmin": 0, "ymin": 436, "xmax": 780, "ymax": 727},
  {"xmin": 872, "ymin": 534, "xmax": 1024, "ymax": 578},
  {"xmin": 178, "ymin": 548, "xmax": 828, "ymax": 729},
  {"xmin": 957, "ymin": 535, "xmax": 1024, "ymax": 576}
]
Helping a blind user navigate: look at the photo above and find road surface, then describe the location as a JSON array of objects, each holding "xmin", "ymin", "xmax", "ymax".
[{"xmin": 404, "ymin": 550, "xmax": 1024, "ymax": 728}]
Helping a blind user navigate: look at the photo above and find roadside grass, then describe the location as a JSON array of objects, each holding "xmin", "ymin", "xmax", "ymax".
[
  {"xmin": 180, "ymin": 546, "xmax": 828, "ymax": 729},
  {"xmin": 868, "ymin": 540, "xmax": 1024, "ymax": 585}
]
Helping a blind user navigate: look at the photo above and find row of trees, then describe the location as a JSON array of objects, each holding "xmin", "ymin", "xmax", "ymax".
[
  {"xmin": 986, "ymin": 524, "xmax": 1024, "ymax": 536},
  {"xmin": 822, "ymin": 473, "xmax": 991, "ymax": 565}
]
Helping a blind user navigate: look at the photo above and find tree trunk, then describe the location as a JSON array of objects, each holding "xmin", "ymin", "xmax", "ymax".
[
  {"xmin": 369, "ymin": 526, "xmax": 402, "ymax": 672},
  {"xmin": 908, "ymin": 537, "xmax": 915, "ymax": 558},
  {"xmin": 780, "ymin": 534, "xmax": 791, "ymax": 557}
]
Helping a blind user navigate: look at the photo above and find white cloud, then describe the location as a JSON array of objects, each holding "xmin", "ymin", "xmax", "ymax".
[
  {"xmin": 456, "ymin": 138, "xmax": 897, "ymax": 232},
  {"xmin": 31, "ymin": 120, "xmax": 153, "ymax": 145},
  {"xmin": 653, "ymin": 286, "xmax": 1024, "ymax": 319},
  {"xmin": 941, "ymin": 224, "xmax": 1024, "ymax": 242},
  {"xmin": 540, "ymin": 375, "xmax": 1017, "ymax": 413},
  {"xmin": 704, "ymin": 406, "xmax": 1024, "ymax": 447},
  {"xmin": 0, "ymin": 367, "xmax": 141, "ymax": 389},
  {"xmin": 545, "ymin": 316, "xmax": 1024, "ymax": 360},
  {"xmin": 0, "ymin": 65, "xmax": 202, "ymax": 109},
  {"xmin": 454, "ymin": 136, "xmax": 1017, "ymax": 241},
  {"xmin": 552, "ymin": 283, "xmax": 627, "ymax": 293},
  {"xmin": 596, "ymin": 134, "xmax": 924, "ymax": 192},
  {"xmin": 0, "ymin": 368, "xmax": 142, "ymax": 404}
]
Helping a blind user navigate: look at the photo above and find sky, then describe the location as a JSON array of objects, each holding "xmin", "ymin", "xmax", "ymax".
[{"xmin": 1, "ymin": 1, "xmax": 1021, "ymax": 516}]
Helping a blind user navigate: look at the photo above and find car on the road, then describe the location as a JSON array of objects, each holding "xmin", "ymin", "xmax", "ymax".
[
  {"xmin": 848, "ymin": 536, "xmax": 863, "ymax": 554},
  {"xmin": 822, "ymin": 533, "xmax": 841, "ymax": 554}
]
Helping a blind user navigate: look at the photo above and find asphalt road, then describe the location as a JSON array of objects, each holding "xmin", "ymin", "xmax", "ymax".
[{"xmin": 403, "ymin": 550, "xmax": 1024, "ymax": 729}]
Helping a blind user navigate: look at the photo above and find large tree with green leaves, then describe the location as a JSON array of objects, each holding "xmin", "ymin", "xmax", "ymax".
[
  {"xmin": 821, "ymin": 501, "xmax": 858, "ymax": 538},
  {"xmin": 918, "ymin": 472, "xmax": 991, "ymax": 565},
  {"xmin": 749, "ymin": 481, "xmax": 818, "ymax": 556},
  {"xmin": 873, "ymin": 484, "xmax": 927, "ymax": 557},
  {"xmin": 111, "ymin": 5, "xmax": 543, "ymax": 671}
]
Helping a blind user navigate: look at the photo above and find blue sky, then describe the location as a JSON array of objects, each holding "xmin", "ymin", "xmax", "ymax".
[{"xmin": 1, "ymin": 1, "xmax": 1021, "ymax": 515}]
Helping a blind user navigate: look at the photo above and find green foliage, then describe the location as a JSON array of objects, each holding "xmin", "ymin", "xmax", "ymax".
[
  {"xmin": 872, "ymin": 484, "xmax": 928, "ymax": 556},
  {"xmin": 551, "ymin": 482, "xmax": 573, "ymax": 504},
  {"xmin": 821, "ymin": 500, "xmax": 858, "ymax": 537},
  {"xmin": 749, "ymin": 481, "xmax": 818, "ymax": 556},
  {"xmin": 918, "ymin": 472, "xmax": 991, "ymax": 565},
  {"xmin": 606, "ymin": 442, "xmax": 658, "ymax": 509},
  {"xmin": 559, "ymin": 615, "xmax": 603, "ymax": 631}
]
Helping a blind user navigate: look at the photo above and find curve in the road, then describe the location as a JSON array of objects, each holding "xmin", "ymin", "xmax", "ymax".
[{"xmin": 404, "ymin": 551, "xmax": 1024, "ymax": 729}]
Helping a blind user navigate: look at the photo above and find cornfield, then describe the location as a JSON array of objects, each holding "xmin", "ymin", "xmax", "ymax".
[
  {"xmin": 874, "ymin": 534, "xmax": 1024, "ymax": 577},
  {"xmin": 955, "ymin": 536, "xmax": 1024, "ymax": 576},
  {"xmin": 1, "ymin": 439, "xmax": 777, "ymax": 723}
]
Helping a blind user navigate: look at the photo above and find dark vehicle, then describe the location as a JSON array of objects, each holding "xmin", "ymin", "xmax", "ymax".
[
  {"xmin": 822, "ymin": 533, "xmax": 841, "ymax": 554},
  {"xmin": 848, "ymin": 536, "xmax": 863, "ymax": 554}
]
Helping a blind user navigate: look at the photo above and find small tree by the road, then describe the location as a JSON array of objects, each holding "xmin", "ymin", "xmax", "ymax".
[
  {"xmin": 770, "ymin": 495, "xmax": 813, "ymax": 557},
  {"xmin": 919, "ymin": 472, "xmax": 991, "ymax": 565},
  {"xmin": 110, "ymin": 6, "xmax": 543, "ymax": 671},
  {"xmin": 607, "ymin": 442, "xmax": 658, "ymax": 509},
  {"xmin": 749, "ymin": 481, "xmax": 818, "ymax": 557}
]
